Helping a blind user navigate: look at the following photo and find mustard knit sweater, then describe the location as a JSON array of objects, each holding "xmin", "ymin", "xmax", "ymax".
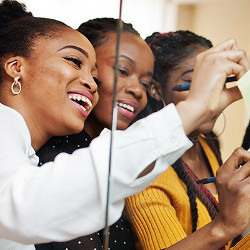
[{"xmin": 126, "ymin": 137, "xmax": 250, "ymax": 250}]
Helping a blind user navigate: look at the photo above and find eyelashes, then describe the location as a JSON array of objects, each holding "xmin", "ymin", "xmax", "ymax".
[
  {"xmin": 63, "ymin": 56, "xmax": 82, "ymax": 68},
  {"xmin": 118, "ymin": 68, "xmax": 129, "ymax": 77},
  {"xmin": 140, "ymin": 82, "xmax": 149, "ymax": 90},
  {"xmin": 182, "ymin": 79, "xmax": 192, "ymax": 83},
  {"xmin": 64, "ymin": 56, "xmax": 100, "ymax": 87},
  {"xmin": 93, "ymin": 77, "xmax": 102, "ymax": 86}
]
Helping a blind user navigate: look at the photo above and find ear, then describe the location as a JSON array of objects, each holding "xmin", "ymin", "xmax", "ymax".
[
  {"xmin": 148, "ymin": 79, "xmax": 162, "ymax": 101},
  {"xmin": 4, "ymin": 57, "xmax": 23, "ymax": 79}
]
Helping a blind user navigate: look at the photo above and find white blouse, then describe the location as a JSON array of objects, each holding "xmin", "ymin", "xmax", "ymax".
[{"xmin": 0, "ymin": 103, "xmax": 192, "ymax": 249}]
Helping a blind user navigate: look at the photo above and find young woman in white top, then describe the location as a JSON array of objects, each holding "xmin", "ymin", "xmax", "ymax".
[{"xmin": 0, "ymin": 0, "xmax": 249, "ymax": 249}]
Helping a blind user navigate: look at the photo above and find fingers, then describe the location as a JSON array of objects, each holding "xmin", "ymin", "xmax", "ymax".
[
  {"xmin": 197, "ymin": 49, "xmax": 248, "ymax": 79},
  {"xmin": 206, "ymin": 38, "xmax": 240, "ymax": 53},
  {"xmin": 185, "ymin": 39, "xmax": 248, "ymax": 129},
  {"xmin": 218, "ymin": 147, "xmax": 250, "ymax": 174},
  {"xmin": 223, "ymin": 49, "xmax": 249, "ymax": 76},
  {"xmin": 235, "ymin": 160, "xmax": 250, "ymax": 181}
]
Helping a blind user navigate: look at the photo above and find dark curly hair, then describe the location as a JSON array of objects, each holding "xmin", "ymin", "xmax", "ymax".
[
  {"xmin": 77, "ymin": 17, "xmax": 140, "ymax": 48},
  {"xmin": 146, "ymin": 31, "xmax": 212, "ymax": 90},
  {"xmin": 0, "ymin": 0, "xmax": 70, "ymax": 81}
]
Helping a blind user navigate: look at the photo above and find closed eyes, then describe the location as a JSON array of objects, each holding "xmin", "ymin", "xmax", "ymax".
[{"xmin": 63, "ymin": 57, "xmax": 82, "ymax": 68}]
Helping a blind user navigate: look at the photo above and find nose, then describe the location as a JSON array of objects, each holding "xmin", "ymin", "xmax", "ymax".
[
  {"xmin": 79, "ymin": 78, "xmax": 97, "ymax": 94},
  {"xmin": 125, "ymin": 79, "xmax": 143, "ymax": 99}
]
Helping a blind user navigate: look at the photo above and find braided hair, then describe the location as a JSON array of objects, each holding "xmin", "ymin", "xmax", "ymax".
[
  {"xmin": 77, "ymin": 17, "xmax": 140, "ymax": 48},
  {"xmin": 146, "ymin": 31, "xmax": 221, "ymax": 232},
  {"xmin": 0, "ymin": 0, "xmax": 70, "ymax": 82}
]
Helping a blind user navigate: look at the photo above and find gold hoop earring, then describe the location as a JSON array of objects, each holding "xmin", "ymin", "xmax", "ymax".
[
  {"xmin": 11, "ymin": 76, "xmax": 21, "ymax": 95},
  {"xmin": 160, "ymin": 96, "xmax": 166, "ymax": 107},
  {"xmin": 200, "ymin": 112, "xmax": 226, "ymax": 140}
]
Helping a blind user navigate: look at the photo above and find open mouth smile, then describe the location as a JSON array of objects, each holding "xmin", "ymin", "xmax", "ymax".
[{"xmin": 68, "ymin": 93, "xmax": 93, "ymax": 112}]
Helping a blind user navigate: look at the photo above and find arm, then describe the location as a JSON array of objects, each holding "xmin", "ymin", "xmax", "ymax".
[
  {"xmin": 127, "ymin": 149, "xmax": 250, "ymax": 250},
  {"xmin": 126, "ymin": 169, "xmax": 190, "ymax": 250},
  {"xmin": 0, "ymin": 103, "xmax": 191, "ymax": 244},
  {"xmin": 163, "ymin": 148, "xmax": 250, "ymax": 250},
  {"xmin": 0, "ymin": 39, "xmax": 248, "ymax": 244},
  {"xmin": 177, "ymin": 39, "xmax": 248, "ymax": 136}
]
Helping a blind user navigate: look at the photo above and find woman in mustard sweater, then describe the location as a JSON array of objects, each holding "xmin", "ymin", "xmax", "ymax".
[{"xmin": 126, "ymin": 31, "xmax": 250, "ymax": 250}]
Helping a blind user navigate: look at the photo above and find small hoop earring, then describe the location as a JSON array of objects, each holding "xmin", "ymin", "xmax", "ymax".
[
  {"xmin": 11, "ymin": 76, "xmax": 21, "ymax": 95},
  {"xmin": 160, "ymin": 96, "xmax": 166, "ymax": 107},
  {"xmin": 200, "ymin": 112, "xmax": 226, "ymax": 140}
]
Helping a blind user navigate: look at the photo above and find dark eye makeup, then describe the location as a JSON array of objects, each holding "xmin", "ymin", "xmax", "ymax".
[
  {"xmin": 181, "ymin": 79, "xmax": 192, "ymax": 83},
  {"xmin": 63, "ymin": 56, "xmax": 82, "ymax": 68}
]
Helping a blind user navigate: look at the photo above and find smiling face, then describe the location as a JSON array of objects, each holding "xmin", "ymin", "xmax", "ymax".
[
  {"xmin": 84, "ymin": 31, "xmax": 154, "ymax": 136},
  {"xmin": 8, "ymin": 27, "xmax": 99, "ymax": 147},
  {"xmin": 160, "ymin": 46, "xmax": 218, "ymax": 135}
]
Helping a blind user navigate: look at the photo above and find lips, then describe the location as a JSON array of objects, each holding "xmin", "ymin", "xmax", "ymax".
[
  {"xmin": 67, "ymin": 90, "xmax": 93, "ymax": 118},
  {"xmin": 117, "ymin": 100, "xmax": 138, "ymax": 119},
  {"xmin": 68, "ymin": 93, "xmax": 93, "ymax": 111},
  {"xmin": 117, "ymin": 102, "xmax": 135, "ymax": 112}
]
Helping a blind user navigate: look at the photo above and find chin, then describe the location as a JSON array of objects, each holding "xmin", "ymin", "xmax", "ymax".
[
  {"xmin": 64, "ymin": 122, "xmax": 85, "ymax": 136},
  {"xmin": 116, "ymin": 120, "xmax": 130, "ymax": 131},
  {"xmin": 197, "ymin": 121, "xmax": 216, "ymax": 134}
]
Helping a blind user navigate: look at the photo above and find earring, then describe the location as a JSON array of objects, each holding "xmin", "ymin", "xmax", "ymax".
[
  {"xmin": 11, "ymin": 76, "xmax": 21, "ymax": 95},
  {"xmin": 200, "ymin": 112, "xmax": 226, "ymax": 140},
  {"xmin": 160, "ymin": 96, "xmax": 166, "ymax": 107}
]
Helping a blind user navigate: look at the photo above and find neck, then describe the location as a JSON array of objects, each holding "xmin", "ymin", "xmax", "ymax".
[
  {"xmin": 181, "ymin": 138, "xmax": 206, "ymax": 175},
  {"xmin": 0, "ymin": 93, "xmax": 49, "ymax": 151},
  {"xmin": 183, "ymin": 135, "xmax": 218, "ymax": 194},
  {"xmin": 18, "ymin": 105, "xmax": 50, "ymax": 151}
]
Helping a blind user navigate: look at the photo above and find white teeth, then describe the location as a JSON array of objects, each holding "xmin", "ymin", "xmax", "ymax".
[
  {"xmin": 68, "ymin": 93, "xmax": 93, "ymax": 109},
  {"xmin": 81, "ymin": 95, "xmax": 92, "ymax": 107},
  {"xmin": 117, "ymin": 102, "xmax": 135, "ymax": 112},
  {"xmin": 80, "ymin": 105, "xmax": 86, "ymax": 111}
]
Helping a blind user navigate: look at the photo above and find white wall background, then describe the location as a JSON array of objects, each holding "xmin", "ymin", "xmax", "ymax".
[{"xmin": 21, "ymin": 0, "xmax": 178, "ymax": 39}]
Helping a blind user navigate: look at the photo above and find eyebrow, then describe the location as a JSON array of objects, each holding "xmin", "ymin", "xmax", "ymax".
[
  {"xmin": 181, "ymin": 69, "xmax": 193, "ymax": 77},
  {"xmin": 58, "ymin": 45, "xmax": 89, "ymax": 58},
  {"xmin": 120, "ymin": 54, "xmax": 134, "ymax": 64},
  {"xmin": 119, "ymin": 55, "xmax": 153, "ymax": 77}
]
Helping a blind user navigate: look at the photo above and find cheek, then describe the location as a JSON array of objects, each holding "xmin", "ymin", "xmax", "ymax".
[
  {"xmin": 97, "ymin": 71, "xmax": 115, "ymax": 100},
  {"xmin": 141, "ymin": 92, "xmax": 148, "ymax": 110},
  {"xmin": 175, "ymin": 92, "xmax": 189, "ymax": 103},
  {"xmin": 92, "ymin": 92, "xmax": 99, "ymax": 109},
  {"xmin": 98, "ymin": 83, "xmax": 113, "ymax": 104},
  {"xmin": 35, "ymin": 64, "xmax": 73, "ymax": 91},
  {"xmin": 163, "ymin": 91, "xmax": 189, "ymax": 105}
]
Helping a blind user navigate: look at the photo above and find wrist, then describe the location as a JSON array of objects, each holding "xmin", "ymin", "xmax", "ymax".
[
  {"xmin": 176, "ymin": 100, "xmax": 209, "ymax": 135},
  {"xmin": 208, "ymin": 217, "xmax": 238, "ymax": 246}
]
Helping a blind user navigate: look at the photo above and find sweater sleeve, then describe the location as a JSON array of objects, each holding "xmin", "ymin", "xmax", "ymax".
[{"xmin": 230, "ymin": 233, "xmax": 250, "ymax": 250}]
